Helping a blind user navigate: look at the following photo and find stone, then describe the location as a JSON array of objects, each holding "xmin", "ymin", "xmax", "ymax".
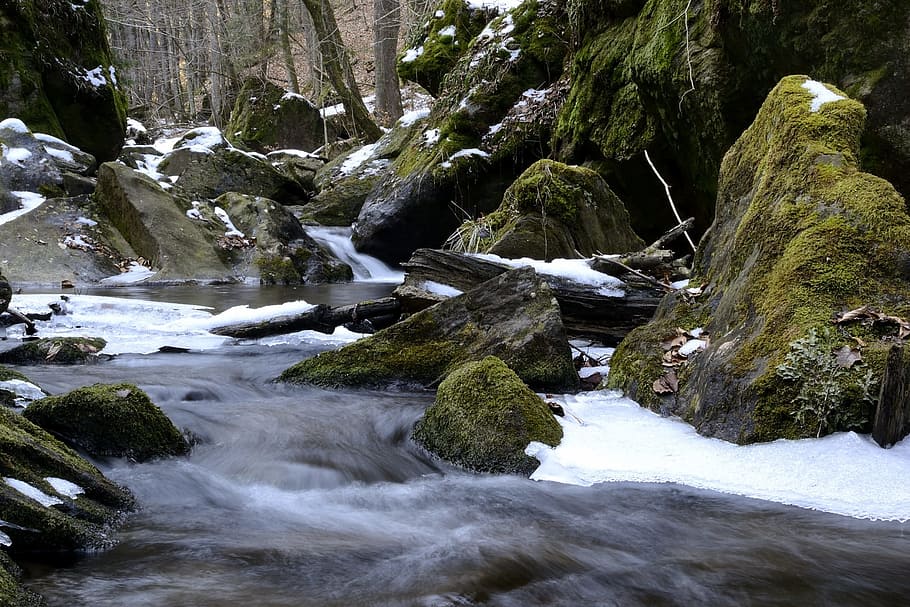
[
  {"xmin": 23, "ymin": 383, "xmax": 189, "ymax": 462},
  {"xmin": 226, "ymin": 79, "xmax": 332, "ymax": 153},
  {"xmin": 872, "ymin": 345, "xmax": 910, "ymax": 448},
  {"xmin": 446, "ymin": 159, "xmax": 644, "ymax": 259},
  {"xmin": 0, "ymin": 406, "xmax": 134, "ymax": 554},
  {"xmin": 0, "ymin": 337, "xmax": 106, "ymax": 365},
  {"xmin": 608, "ymin": 76, "xmax": 910, "ymax": 444},
  {"xmin": 280, "ymin": 266, "xmax": 579, "ymax": 392},
  {"xmin": 413, "ymin": 356, "xmax": 563, "ymax": 474},
  {"xmin": 0, "ymin": 0, "xmax": 126, "ymax": 161}
]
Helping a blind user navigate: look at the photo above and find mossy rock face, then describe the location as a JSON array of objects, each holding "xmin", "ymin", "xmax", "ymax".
[
  {"xmin": 213, "ymin": 192, "xmax": 352, "ymax": 284},
  {"xmin": 396, "ymin": 0, "xmax": 496, "ymax": 96},
  {"xmin": 0, "ymin": 338, "xmax": 106, "ymax": 365},
  {"xmin": 23, "ymin": 383, "xmax": 189, "ymax": 462},
  {"xmin": 447, "ymin": 159, "xmax": 644, "ymax": 259},
  {"xmin": 608, "ymin": 76, "xmax": 910, "ymax": 444},
  {"xmin": 226, "ymin": 79, "xmax": 331, "ymax": 153},
  {"xmin": 555, "ymin": 0, "xmax": 910, "ymax": 242},
  {"xmin": 413, "ymin": 356, "xmax": 563, "ymax": 474},
  {"xmin": 354, "ymin": 0, "xmax": 568, "ymax": 263},
  {"xmin": 0, "ymin": 406, "xmax": 134, "ymax": 556},
  {"xmin": 280, "ymin": 266, "xmax": 579, "ymax": 392},
  {"xmin": 0, "ymin": 0, "xmax": 126, "ymax": 161},
  {"xmin": 0, "ymin": 550, "xmax": 45, "ymax": 606}
]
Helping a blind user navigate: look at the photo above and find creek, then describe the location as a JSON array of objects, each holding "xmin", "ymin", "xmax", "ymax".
[{"xmin": 6, "ymin": 277, "xmax": 910, "ymax": 606}]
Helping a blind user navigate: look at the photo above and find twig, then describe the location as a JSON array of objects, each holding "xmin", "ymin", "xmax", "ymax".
[
  {"xmin": 594, "ymin": 255, "xmax": 675, "ymax": 291},
  {"xmin": 644, "ymin": 150, "xmax": 697, "ymax": 253}
]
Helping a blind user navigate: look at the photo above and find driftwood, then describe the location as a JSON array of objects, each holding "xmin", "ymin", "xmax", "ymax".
[
  {"xmin": 399, "ymin": 249, "xmax": 665, "ymax": 343},
  {"xmin": 210, "ymin": 297, "xmax": 401, "ymax": 339},
  {"xmin": 0, "ymin": 276, "xmax": 38, "ymax": 335},
  {"xmin": 873, "ymin": 344, "xmax": 910, "ymax": 448}
]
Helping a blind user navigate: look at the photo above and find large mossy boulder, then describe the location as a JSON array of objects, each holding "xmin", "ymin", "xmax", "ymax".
[
  {"xmin": 94, "ymin": 161, "xmax": 236, "ymax": 282},
  {"xmin": 608, "ymin": 76, "xmax": 910, "ymax": 444},
  {"xmin": 554, "ymin": 0, "xmax": 910, "ymax": 242},
  {"xmin": 396, "ymin": 0, "xmax": 497, "ymax": 96},
  {"xmin": 23, "ymin": 383, "xmax": 189, "ymax": 462},
  {"xmin": 353, "ymin": 0, "xmax": 568, "ymax": 263},
  {"xmin": 280, "ymin": 266, "xmax": 579, "ymax": 392},
  {"xmin": 0, "ymin": 406, "xmax": 134, "ymax": 555},
  {"xmin": 413, "ymin": 356, "xmax": 563, "ymax": 474},
  {"xmin": 212, "ymin": 192, "xmax": 352, "ymax": 284},
  {"xmin": 446, "ymin": 159, "xmax": 645, "ymax": 259},
  {"xmin": 0, "ymin": 0, "xmax": 126, "ymax": 161},
  {"xmin": 0, "ymin": 338, "xmax": 106, "ymax": 365},
  {"xmin": 226, "ymin": 79, "xmax": 331, "ymax": 153}
]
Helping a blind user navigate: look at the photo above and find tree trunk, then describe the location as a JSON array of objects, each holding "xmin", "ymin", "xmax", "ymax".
[
  {"xmin": 873, "ymin": 344, "xmax": 910, "ymax": 448},
  {"xmin": 373, "ymin": 0, "xmax": 402, "ymax": 125},
  {"xmin": 300, "ymin": 0, "xmax": 382, "ymax": 142},
  {"xmin": 279, "ymin": 0, "xmax": 300, "ymax": 94}
]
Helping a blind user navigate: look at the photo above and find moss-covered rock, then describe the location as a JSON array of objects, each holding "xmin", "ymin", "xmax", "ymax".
[
  {"xmin": 0, "ymin": 338, "xmax": 106, "ymax": 365},
  {"xmin": 0, "ymin": 405, "xmax": 134, "ymax": 555},
  {"xmin": 608, "ymin": 76, "xmax": 910, "ymax": 444},
  {"xmin": 0, "ymin": 0, "xmax": 126, "ymax": 161},
  {"xmin": 0, "ymin": 551, "xmax": 45, "ymax": 606},
  {"xmin": 554, "ymin": 0, "xmax": 910, "ymax": 242},
  {"xmin": 446, "ymin": 159, "xmax": 644, "ymax": 259},
  {"xmin": 212, "ymin": 192, "xmax": 352, "ymax": 283},
  {"xmin": 396, "ymin": 0, "xmax": 496, "ymax": 96},
  {"xmin": 280, "ymin": 266, "xmax": 579, "ymax": 392},
  {"xmin": 413, "ymin": 356, "xmax": 562, "ymax": 474},
  {"xmin": 354, "ymin": 0, "xmax": 568, "ymax": 263},
  {"xmin": 225, "ymin": 79, "xmax": 331, "ymax": 153},
  {"xmin": 23, "ymin": 383, "xmax": 189, "ymax": 462},
  {"xmin": 0, "ymin": 367, "xmax": 47, "ymax": 409}
]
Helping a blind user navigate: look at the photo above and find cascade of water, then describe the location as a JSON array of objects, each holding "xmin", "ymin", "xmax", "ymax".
[{"xmin": 305, "ymin": 227, "xmax": 404, "ymax": 283}]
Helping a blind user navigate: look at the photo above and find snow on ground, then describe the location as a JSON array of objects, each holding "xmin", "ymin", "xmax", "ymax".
[
  {"xmin": 339, "ymin": 143, "xmax": 379, "ymax": 176},
  {"xmin": 527, "ymin": 390, "xmax": 910, "ymax": 521},
  {"xmin": 45, "ymin": 477, "xmax": 84, "ymax": 499},
  {"xmin": 466, "ymin": 0, "xmax": 523, "ymax": 11},
  {"xmin": 474, "ymin": 253, "xmax": 626, "ymax": 296},
  {"xmin": 0, "ymin": 191, "xmax": 46, "ymax": 226},
  {"xmin": 398, "ymin": 108, "xmax": 430, "ymax": 127},
  {"xmin": 100, "ymin": 262, "xmax": 157, "ymax": 285},
  {"xmin": 4, "ymin": 294, "xmax": 364, "ymax": 355},
  {"xmin": 802, "ymin": 78, "xmax": 845, "ymax": 112},
  {"xmin": 3, "ymin": 478, "xmax": 62, "ymax": 507}
]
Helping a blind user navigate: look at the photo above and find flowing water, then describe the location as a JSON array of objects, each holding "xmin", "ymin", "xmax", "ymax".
[{"xmin": 8, "ymin": 284, "xmax": 910, "ymax": 606}]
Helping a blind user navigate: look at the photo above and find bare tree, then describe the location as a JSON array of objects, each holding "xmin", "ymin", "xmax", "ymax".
[{"xmin": 373, "ymin": 0, "xmax": 403, "ymax": 125}]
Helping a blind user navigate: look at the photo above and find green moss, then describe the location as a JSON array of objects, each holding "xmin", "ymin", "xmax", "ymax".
[
  {"xmin": 412, "ymin": 356, "xmax": 562, "ymax": 474},
  {"xmin": 0, "ymin": 338, "xmax": 106, "ymax": 366},
  {"xmin": 0, "ymin": 367, "xmax": 28, "ymax": 383},
  {"xmin": 0, "ymin": 550, "xmax": 44, "ymax": 606},
  {"xmin": 23, "ymin": 383, "xmax": 189, "ymax": 462},
  {"xmin": 255, "ymin": 255, "xmax": 300, "ymax": 285}
]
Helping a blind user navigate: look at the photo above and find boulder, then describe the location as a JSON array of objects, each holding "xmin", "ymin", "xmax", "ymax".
[
  {"xmin": 1, "ymin": 551, "xmax": 44, "ymax": 606},
  {"xmin": 608, "ymin": 76, "xmax": 910, "ymax": 444},
  {"xmin": 0, "ymin": 405, "xmax": 134, "ymax": 555},
  {"xmin": 211, "ymin": 192, "xmax": 352, "ymax": 284},
  {"xmin": 0, "ymin": 338, "xmax": 106, "ymax": 365},
  {"xmin": 94, "ymin": 161, "xmax": 236, "ymax": 282},
  {"xmin": 353, "ymin": 0, "xmax": 568, "ymax": 263},
  {"xmin": 0, "ymin": 119, "xmax": 96, "ymax": 197},
  {"xmin": 554, "ymin": 0, "xmax": 910, "ymax": 242},
  {"xmin": 301, "ymin": 117, "xmax": 425, "ymax": 226},
  {"xmin": 413, "ymin": 356, "xmax": 563, "ymax": 474},
  {"xmin": 397, "ymin": 0, "xmax": 498, "ymax": 97},
  {"xmin": 1, "ymin": 183, "xmax": 16, "ymax": 214},
  {"xmin": 0, "ymin": 0, "xmax": 126, "ymax": 161},
  {"xmin": 0, "ymin": 366, "xmax": 47, "ymax": 409},
  {"xmin": 23, "ymin": 383, "xmax": 189, "ymax": 462},
  {"xmin": 0, "ymin": 194, "xmax": 128, "ymax": 286},
  {"xmin": 279, "ymin": 266, "xmax": 579, "ymax": 392},
  {"xmin": 268, "ymin": 150, "xmax": 324, "ymax": 197},
  {"xmin": 226, "ymin": 79, "xmax": 332, "ymax": 153},
  {"xmin": 446, "ymin": 159, "xmax": 644, "ymax": 259}
]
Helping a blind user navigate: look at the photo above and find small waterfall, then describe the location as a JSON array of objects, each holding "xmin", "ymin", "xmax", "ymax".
[{"xmin": 305, "ymin": 226, "xmax": 404, "ymax": 283}]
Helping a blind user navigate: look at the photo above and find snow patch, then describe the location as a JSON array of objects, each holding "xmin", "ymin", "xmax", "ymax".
[
  {"xmin": 401, "ymin": 46, "xmax": 425, "ymax": 63},
  {"xmin": 438, "ymin": 25, "xmax": 457, "ymax": 38},
  {"xmin": 0, "ymin": 191, "xmax": 46, "ymax": 226},
  {"xmin": 44, "ymin": 146, "xmax": 74, "ymax": 164},
  {"xmin": 4, "ymin": 478, "xmax": 63, "ymax": 507},
  {"xmin": 4, "ymin": 147, "xmax": 32, "ymax": 165},
  {"xmin": 45, "ymin": 477, "xmax": 84, "ymax": 499},
  {"xmin": 466, "ymin": 0, "xmax": 522, "ymax": 11},
  {"xmin": 802, "ymin": 79, "xmax": 846, "ymax": 112},
  {"xmin": 214, "ymin": 206, "xmax": 244, "ymax": 237},
  {"xmin": 0, "ymin": 118, "xmax": 29, "ymax": 133},
  {"xmin": 473, "ymin": 254, "xmax": 625, "ymax": 297},
  {"xmin": 398, "ymin": 108, "xmax": 430, "ymax": 126},
  {"xmin": 100, "ymin": 262, "xmax": 157, "ymax": 285},
  {"xmin": 0, "ymin": 379, "xmax": 46, "ymax": 406},
  {"xmin": 340, "ymin": 143, "xmax": 379, "ymax": 176},
  {"xmin": 421, "ymin": 280, "xmax": 463, "ymax": 297},
  {"xmin": 81, "ymin": 66, "xmax": 108, "ymax": 87}
]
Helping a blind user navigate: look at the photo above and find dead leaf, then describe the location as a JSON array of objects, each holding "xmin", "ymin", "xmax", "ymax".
[
  {"xmin": 44, "ymin": 342, "xmax": 62, "ymax": 361},
  {"xmin": 834, "ymin": 345, "xmax": 863, "ymax": 368},
  {"xmin": 652, "ymin": 370, "xmax": 679, "ymax": 394}
]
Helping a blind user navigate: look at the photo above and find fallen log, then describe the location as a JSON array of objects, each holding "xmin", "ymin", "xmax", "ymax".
[
  {"xmin": 210, "ymin": 297, "xmax": 401, "ymax": 339},
  {"xmin": 873, "ymin": 344, "xmax": 910, "ymax": 448},
  {"xmin": 398, "ymin": 249, "xmax": 665, "ymax": 344}
]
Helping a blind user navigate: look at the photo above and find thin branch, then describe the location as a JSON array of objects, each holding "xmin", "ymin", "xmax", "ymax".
[{"xmin": 644, "ymin": 150, "xmax": 697, "ymax": 254}]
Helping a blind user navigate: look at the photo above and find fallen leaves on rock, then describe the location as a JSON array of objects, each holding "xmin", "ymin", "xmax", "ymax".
[
  {"xmin": 653, "ymin": 327, "xmax": 709, "ymax": 395},
  {"xmin": 834, "ymin": 305, "xmax": 910, "ymax": 340}
]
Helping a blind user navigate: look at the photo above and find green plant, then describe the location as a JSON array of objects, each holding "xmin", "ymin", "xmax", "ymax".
[{"xmin": 775, "ymin": 327, "xmax": 877, "ymax": 437}]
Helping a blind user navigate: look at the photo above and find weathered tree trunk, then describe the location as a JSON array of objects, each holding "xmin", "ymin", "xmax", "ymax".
[
  {"xmin": 398, "ymin": 249, "xmax": 664, "ymax": 344},
  {"xmin": 279, "ymin": 0, "xmax": 300, "ymax": 94},
  {"xmin": 873, "ymin": 344, "xmax": 910, "ymax": 448},
  {"xmin": 373, "ymin": 0, "xmax": 403, "ymax": 125},
  {"xmin": 300, "ymin": 0, "xmax": 382, "ymax": 141},
  {"xmin": 210, "ymin": 297, "xmax": 401, "ymax": 338}
]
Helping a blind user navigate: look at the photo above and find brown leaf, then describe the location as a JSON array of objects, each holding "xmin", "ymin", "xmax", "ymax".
[
  {"xmin": 44, "ymin": 342, "xmax": 62, "ymax": 361},
  {"xmin": 652, "ymin": 370, "xmax": 679, "ymax": 395},
  {"xmin": 834, "ymin": 345, "xmax": 862, "ymax": 369}
]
